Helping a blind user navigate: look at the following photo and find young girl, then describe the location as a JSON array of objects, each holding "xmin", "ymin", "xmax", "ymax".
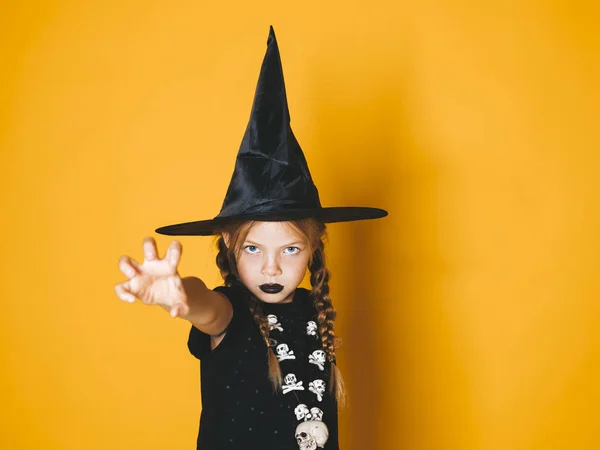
[{"xmin": 115, "ymin": 27, "xmax": 387, "ymax": 450}]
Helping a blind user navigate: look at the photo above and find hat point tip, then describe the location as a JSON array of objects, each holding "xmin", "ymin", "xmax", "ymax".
[{"xmin": 268, "ymin": 25, "xmax": 276, "ymax": 42}]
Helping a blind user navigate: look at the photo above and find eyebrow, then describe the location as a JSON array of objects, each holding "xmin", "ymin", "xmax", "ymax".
[{"xmin": 245, "ymin": 240, "xmax": 304, "ymax": 248}]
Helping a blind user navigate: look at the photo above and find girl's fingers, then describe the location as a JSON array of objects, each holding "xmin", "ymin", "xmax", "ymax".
[
  {"xmin": 165, "ymin": 240, "xmax": 182, "ymax": 267},
  {"xmin": 118, "ymin": 256, "xmax": 139, "ymax": 279},
  {"xmin": 143, "ymin": 237, "xmax": 159, "ymax": 261},
  {"xmin": 115, "ymin": 282, "xmax": 136, "ymax": 303},
  {"xmin": 170, "ymin": 302, "xmax": 189, "ymax": 318},
  {"xmin": 128, "ymin": 257, "xmax": 143, "ymax": 273}
]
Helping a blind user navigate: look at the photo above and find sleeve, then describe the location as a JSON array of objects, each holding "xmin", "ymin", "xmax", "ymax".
[{"xmin": 186, "ymin": 285, "xmax": 247, "ymax": 360}]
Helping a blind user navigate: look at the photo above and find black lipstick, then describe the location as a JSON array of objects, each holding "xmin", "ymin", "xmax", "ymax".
[{"xmin": 259, "ymin": 283, "xmax": 284, "ymax": 294}]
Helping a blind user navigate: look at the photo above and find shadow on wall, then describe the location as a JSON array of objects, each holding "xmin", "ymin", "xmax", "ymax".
[{"xmin": 307, "ymin": 65, "xmax": 443, "ymax": 450}]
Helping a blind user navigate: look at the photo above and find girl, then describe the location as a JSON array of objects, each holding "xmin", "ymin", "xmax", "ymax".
[{"xmin": 115, "ymin": 27, "xmax": 387, "ymax": 450}]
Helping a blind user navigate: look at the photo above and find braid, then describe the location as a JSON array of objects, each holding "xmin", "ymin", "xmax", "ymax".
[
  {"xmin": 216, "ymin": 238, "xmax": 238, "ymax": 287},
  {"xmin": 310, "ymin": 239, "xmax": 346, "ymax": 407},
  {"xmin": 215, "ymin": 236, "xmax": 282, "ymax": 390},
  {"xmin": 247, "ymin": 296, "xmax": 282, "ymax": 389},
  {"xmin": 310, "ymin": 251, "xmax": 339, "ymax": 361}
]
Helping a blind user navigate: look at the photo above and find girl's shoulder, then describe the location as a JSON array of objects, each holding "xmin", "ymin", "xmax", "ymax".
[{"xmin": 187, "ymin": 285, "xmax": 254, "ymax": 360}]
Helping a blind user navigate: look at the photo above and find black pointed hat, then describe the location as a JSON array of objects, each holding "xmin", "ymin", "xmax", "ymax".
[{"xmin": 156, "ymin": 26, "xmax": 387, "ymax": 236}]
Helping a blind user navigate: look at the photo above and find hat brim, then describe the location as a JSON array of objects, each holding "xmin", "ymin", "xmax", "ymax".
[{"xmin": 154, "ymin": 207, "xmax": 388, "ymax": 236}]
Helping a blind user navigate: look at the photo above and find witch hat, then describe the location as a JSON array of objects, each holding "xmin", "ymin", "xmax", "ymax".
[{"xmin": 155, "ymin": 26, "xmax": 387, "ymax": 236}]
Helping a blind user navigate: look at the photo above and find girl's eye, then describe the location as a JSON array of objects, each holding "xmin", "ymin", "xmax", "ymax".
[
  {"xmin": 245, "ymin": 245, "xmax": 259, "ymax": 254},
  {"xmin": 284, "ymin": 247, "xmax": 300, "ymax": 255}
]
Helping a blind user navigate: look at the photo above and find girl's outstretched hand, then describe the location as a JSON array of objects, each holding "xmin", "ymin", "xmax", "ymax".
[{"xmin": 115, "ymin": 237, "xmax": 189, "ymax": 318}]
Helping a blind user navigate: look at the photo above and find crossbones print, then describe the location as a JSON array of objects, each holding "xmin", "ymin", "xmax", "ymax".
[
  {"xmin": 306, "ymin": 320, "xmax": 317, "ymax": 337},
  {"xmin": 268, "ymin": 314, "xmax": 283, "ymax": 332},
  {"xmin": 282, "ymin": 373, "xmax": 305, "ymax": 394},
  {"xmin": 309, "ymin": 379, "xmax": 326, "ymax": 402},
  {"xmin": 308, "ymin": 350, "xmax": 326, "ymax": 371},
  {"xmin": 276, "ymin": 343, "xmax": 296, "ymax": 361}
]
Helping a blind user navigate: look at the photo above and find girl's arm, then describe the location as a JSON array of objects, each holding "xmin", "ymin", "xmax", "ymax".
[
  {"xmin": 178, "ymin": 276, "xmax": 233, "ymax": 336},
  {"xmin": 115, "ymin": 238, "xmax": 232, "ymax": 337}
]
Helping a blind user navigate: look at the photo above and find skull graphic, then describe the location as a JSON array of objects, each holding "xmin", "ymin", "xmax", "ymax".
[
  {"xmin": 309, "ymin": 350, "xmax": 326, "ymax": 370},
  {"xmin": 268, "ymin": 314, "xmax": 283, "ymax": 332},
  {"xmin": 295, "ymin": 420, "xmax": 329, "ymax": 449},
  {"xmin": 294, "ymin": 403, "xmax": 310, "ymax": 421},
  {"xmin": 282, "ymin": 373, "xmax": 305, "ymax": 394},
  {"xmin": 306, "ymin": 320, "xmax": 318, "ymax": 336},
  {"xmin": 310, "ymin": 407, "xmax": 323, "ymax": 421},
  {"xmin": 311, "ymin": 350, "xmax": 326, "ymax": 362},
  {"xmin": 295, "ymin": 430, "xmax": 316, "ymax": 450},
  {"xmin": 309, "ymin": 379, "xmax": 326, "ymax": 401},
  {"xmin": 276, "ymin": 343, "xmax": 296, "ymax": 361},
  {"xmin": 276, "ymin": 343, "xmax": 290, "ymax": 356}
]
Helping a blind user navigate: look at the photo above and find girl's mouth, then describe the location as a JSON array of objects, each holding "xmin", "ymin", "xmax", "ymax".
[{"xmin": 259, "ymin": 283, "xmax": 284, "ymax": 294}]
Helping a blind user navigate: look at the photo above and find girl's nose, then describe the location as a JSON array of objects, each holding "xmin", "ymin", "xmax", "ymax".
[{"xmin": 262, "ymin": 257, "xmax": 282, "ymax": 277}]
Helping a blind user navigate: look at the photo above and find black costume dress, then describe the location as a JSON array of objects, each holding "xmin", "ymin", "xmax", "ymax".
[{"xmin": 188, "ymin": 285, "xmax": 339, "ymax": 450}]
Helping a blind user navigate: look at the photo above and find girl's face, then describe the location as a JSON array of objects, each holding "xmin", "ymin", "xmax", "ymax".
[{"xmin": 230, "ymin": 221, "xmax": 310, "ymax": 304}]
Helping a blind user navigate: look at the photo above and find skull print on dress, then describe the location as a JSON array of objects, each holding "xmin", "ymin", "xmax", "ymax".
[
  {"xmin": 294, "ymin": 404, "xmax": 324, "ymax": 422},
  {"xmin": 309, "ymin": 407, "xmax": 323, "ymax": 421},
  {"xmin": 282, "ymin": 373, "xmax": 305, "ymax": 394},
  {"xmin": 308, "ymin": 350, "xmax": 326, "ymax": 370},
  {"xmin": 275, "ymin": 343, "xmax": 296, "ymax": 361},
  {"xmin": 268, "ymin": 314, "xmax": 283, "ymax": 332},
  {"xmin": 295, "ymin": 430, "xmax": 316, "ymax": 450},
  {"xmin": 306, "ymin": 321, "xmax": 318, "ymax": 337},
  {"xmin": 295, "ymin": 420, "xmax": 329, "ymax": 450},
  {"xmin": 308, "ymin": 379, "xmax": 326, "ymax": 402},
  {"xmin": 294, "ymin": 403, "xmax": 310, "ymax": 421}
]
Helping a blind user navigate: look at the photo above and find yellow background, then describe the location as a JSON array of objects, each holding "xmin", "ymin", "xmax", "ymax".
[{"xmin": 1, "ymin": 1, "xmax": 598, "ymax": 449}]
